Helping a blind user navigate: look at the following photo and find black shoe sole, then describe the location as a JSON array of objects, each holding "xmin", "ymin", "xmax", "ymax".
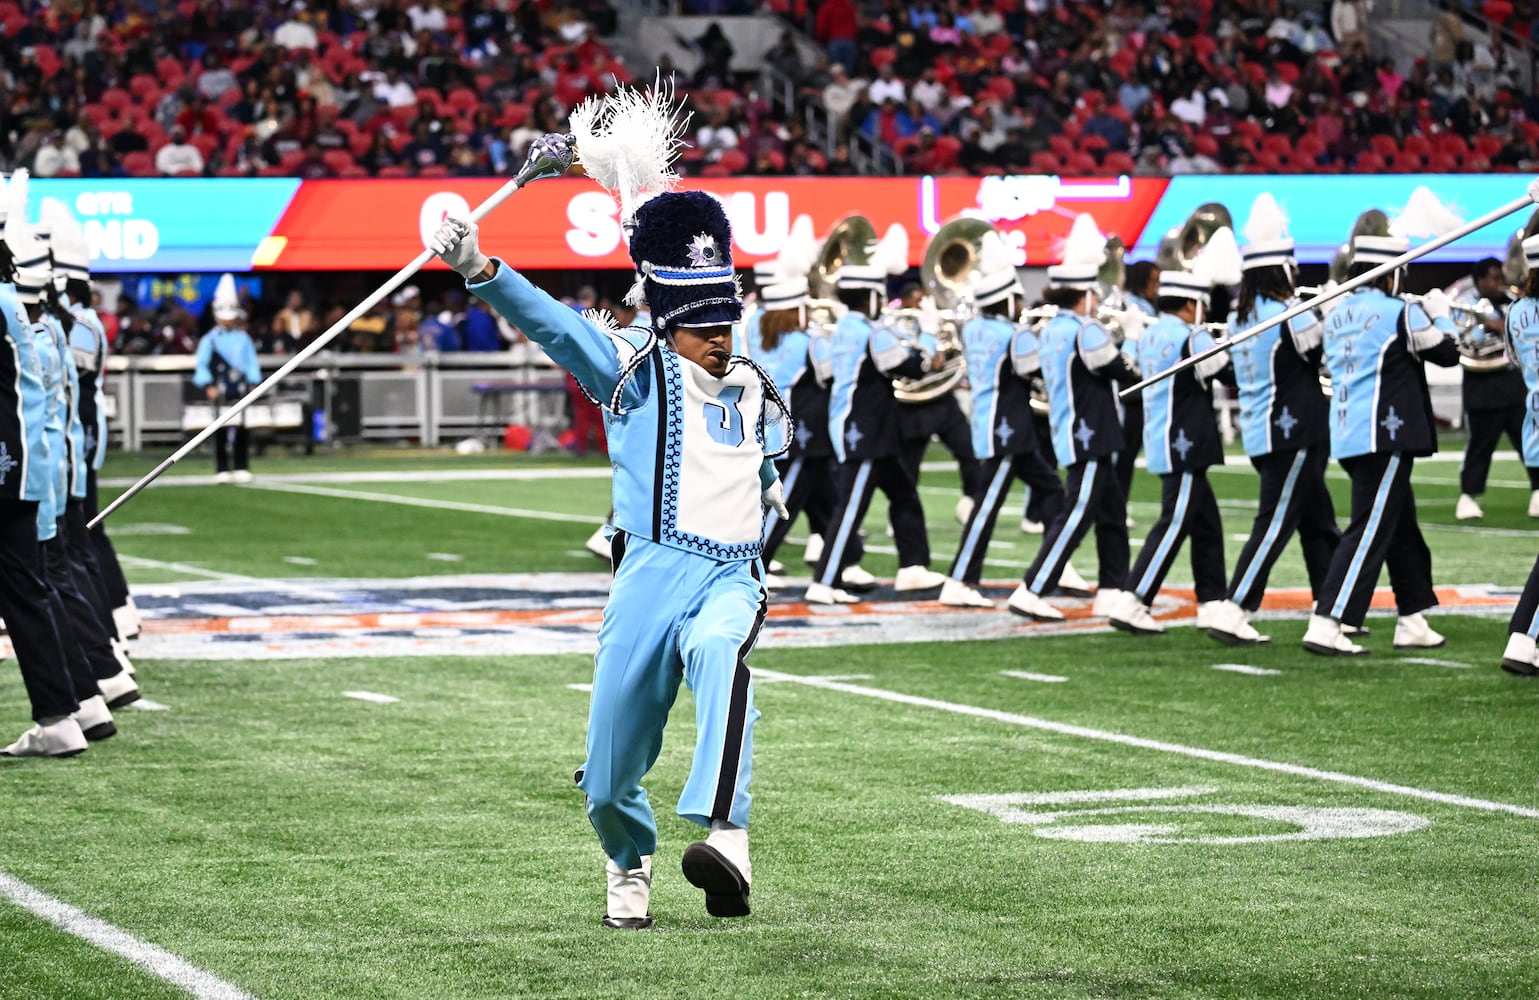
[
  {"xmin": 601, "ymin": 914, "xmax": 654, "ymax": 930},
  {"xmin": 839, "ymin": 580, "xmax": 880, "ymax": 594},
  {"xmin": 82, "ymin": 722, "xmax": 116, "ymax": 741},
  {"xmin": 1005, "ymin": 604, "xmax": 1064, "ymax": 623},
  {"xmin": 1206, "ymin": 627, "xmax": 1270, "ymax": 647},
  {"xmin": 104, "ymin": 690, "xmax": 141, "ymax": 710},
  {"xmin": 1393, "ymin": 640, "xmax": 1447, "ymax": 650},
  {"xmin": 681, "ymin": 842, "xmax": 750, "ymax": 918},
  {"xmin": 1, "ymin": 747, "xmax": 86, "ymax": 758},
  {"xmin": 1302, "ymin": 640, "xmax": 1368, "ymax": 657},
  {"xmin": 1500, "ymin": 658, "xmax": 1539, "ymax": 677},
  {"xmin": 1109, "ymin": 618, "xmax": 1163, "ymax": 636}
]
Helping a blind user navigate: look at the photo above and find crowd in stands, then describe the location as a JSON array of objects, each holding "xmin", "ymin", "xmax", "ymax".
[{"xmin": 5, "ymin": 0, "xmax": 1539, "ymax": 179}]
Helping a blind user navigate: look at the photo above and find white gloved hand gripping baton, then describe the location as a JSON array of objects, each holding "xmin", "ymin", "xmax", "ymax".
[
  {"xmin": 1119, "ymin": 177, "xmax": 1539, "ymax": 399},
  {"xmin": 89, "ymin": 134, "xmax": 578, "ymax": 529}
]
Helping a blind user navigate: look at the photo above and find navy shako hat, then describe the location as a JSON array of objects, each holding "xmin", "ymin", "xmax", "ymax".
[{"xmin": 627, "ymin": 190, "xmax": 743, "ymax": 334}]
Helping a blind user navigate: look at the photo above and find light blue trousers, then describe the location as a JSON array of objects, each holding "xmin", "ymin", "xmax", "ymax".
[{"xmin": 576, "ymin": 532, "xmax": 766, "ymax": 871}]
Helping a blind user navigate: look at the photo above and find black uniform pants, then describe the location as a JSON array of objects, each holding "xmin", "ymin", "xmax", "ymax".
[
  {"xmin": 0, "ymin": 499, "xmax": 79, "ymax": 722},
  {"xmin": 815, "ymin": 456, "xmax": 929, "ymax": 586},
  {"xmin": 1127, "ymin": 469, "xmax": 1227, "ymax": 605},
  {"xmin": 1228, "ymin": 445, "xmax": 1341, "ymax": 610},
  {"xmin": 215, "ymin": 425, "xmax": 250, "ymax": 473},
  {"xmin": 950, "ymin": 451, "xmax": 1065, "ymax": 586},
  {"xmin": 84, "ymin": 469, "xmax": 132, "ymax": 612},
  {"xmin": 1022, "ymin": 410, "xmax": 1059, "ymax": 522},
  {"xmin": 1314, "ymin": 451, "xmax": 1437, "ymax": 625},
  {"xmin": 1509, "ymin": 550, "xmax": 1539, "ymax": 639},
  {"xmin": 1117, "ymin": 397, "xmax": 1144, "ymax": 504},
  {"xmin": 42, "ymin": 521, "xmax": 123, "ymax": 684},
  {"xmin": 1461, "ymin": 404, "xmax": 1539, "ymax": 494},
  {"xmin": 762, "ymin": 455, "xmax": 862, "ymax": 567},
  {"xmin": 1022, "ymin": 456, "xmax": 1128, "ymax": 594},
  {"xmin": 899, "ymin": 395, "xmax": 982, "ymax": 500},
  {"xmin": 64, "ymin": 500, "xmax": 119, "ymax": 636}
]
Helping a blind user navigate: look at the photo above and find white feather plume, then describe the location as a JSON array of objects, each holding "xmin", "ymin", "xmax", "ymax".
[
  {"xmin": 582, "ymin": 307, "xmax": 620, "ymax": 336},
  {"xmin": 569, "ymin": 78, "xmax": 690, "ymax": 222},
  {"xmin": 1242, "ymin": 193, "xmax": 1291, "ymax": 245},
  {"xmin": 771, "ymin": 215, "xmax": 820, "ymax": 284},
  {"xmin": 977, "ymin": 230, "xmax": 1015, "ymax": 277},
  {"xmin": 871, "ymin": 224, "xmax": 910, "ymax": 276},
  {"xmin": 1059, "ymin": 213, "xmax": 1107, "ymax": 269},
  {"xmin": 1391, "ymin": 186, "xmax": 1464, "ymax": 239},
  {"xmin": 213, "ymin": 273, "xmax": 239, "ymax": 311},
  {"xmin": 5, "ymin": 169, "xmax": 33, "ymax": 250},
  {"xmin": 1191, "ymin": 226, "xmax": 1243, "ymax": 287},
  {"xmin": 42, "ymin": 198, "xmax": 89, "ymax": 271}
]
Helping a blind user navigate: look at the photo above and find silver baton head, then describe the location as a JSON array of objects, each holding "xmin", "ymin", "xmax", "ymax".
[{"xmin": 515, "ymin": 133, "xmax": 577, "ymax": 186}]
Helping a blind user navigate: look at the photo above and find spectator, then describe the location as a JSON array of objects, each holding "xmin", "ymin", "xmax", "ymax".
[
  {"xmin": 32, "ymin": 133, "xmax": 81, "ymax": 177},
  {"xmin": 687, "ymin": 22, "xmax": 735, "ymax": 86},
  {"xmin": 110, "ymin": 113, "xmax": 150, "ymax": 157},
  {"xmin": 295, "ymin": 142, "xmax": 334, "ymax": 179},
  {"xmin": 1331, "ymin": 0, "xmax": 1371, "ymax": 54},
  {"xmin": 155, "ymin": 126, "xmax": 206, "ymax": 176},
  {"xmin": 403, "ymin": 121, "xmax": 447, "ymax": 170},
  {"xmin": 274, "ymin": 5, "xmax": 320, "ymax": 50},
  {"xmin": 460, "ymin": 300, "xmax": 501, "ymax": 351},
  {"xmin": 407, "ymin": 0, "xmax": 449, "ymax": 34},
  {"xmin": 196, "ymin": 52, "xmax": 239, "ymax": 103},
  {"xmin": 371, "ymin": 68, "xmax": 419, "ymax": 109},
  {"xmin": 868, "ymin": 63, "xmax": 907, "ymax": 106},
  {"xmin": 346, "ymin": 303, "xmax": 395, "ymax": 352},
  {"xmin": 1167, "ymin": 139, "xmax": 1222, "ymax": 174},
  {"xmin": 268, "ymin": 290, "xmax": 313, "ymax": 354},
  {"xmin": 696, "ymin": 109, "xmax": 741, "ymax": 160},
  {"xmin": 822, "ymin": 63, "xmax": 864, "ymax": 136},
  {"xmin": 1431, "ymin": 9, "xmax": 1464, "ymax": 68},
  {"xmin": 764, "ymin": 29, "xmax": 805, "ymax": 87},
  {"xmin": 815, "ymin": 0, "xmax": 859, "ymax": 72}
]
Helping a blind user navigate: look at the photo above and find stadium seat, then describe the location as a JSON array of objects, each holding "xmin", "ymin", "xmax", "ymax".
[
  {"xmin": 1370, "ymin": 134, "xmax": 1400, "ymax": 160},
  {"xmin": 1063, "ymin": 152, "xmax": 1099, "ymax": 175},
  {"xmin": 322, "ymin": 149, "xmax": 356, "ymax": 174},
  {"xmin": 1029, "ymin": 151, "xmax": 1060, "ymax": 175},
  {"xmin": 1103, "ymin": 151, "xmax": 1136, "ymax": 175},
  {"xmin": 122, "ymin": 152, "xmax": 155, "ymax": 176},
  {"xmin": 1401, "ymin": 134, "xmax": 1432, "ymax": 159},
  {"xmin": 717, "ymin": 149, "xmax": 749, "ymax": 173}
]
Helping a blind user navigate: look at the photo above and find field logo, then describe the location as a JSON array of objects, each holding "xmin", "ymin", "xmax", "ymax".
[{"xmin": 940, "ymin": 786, "xmax": 1430, "ymax": 844}]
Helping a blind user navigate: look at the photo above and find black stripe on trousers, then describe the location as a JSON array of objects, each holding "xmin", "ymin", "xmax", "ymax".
[
  {"xmin": 650, "ymin": 350, "xmax": 667, "ymax": 539},
  {"xmin": 711, "ymin": 561, "xmax": 768, "ymax": 822}
]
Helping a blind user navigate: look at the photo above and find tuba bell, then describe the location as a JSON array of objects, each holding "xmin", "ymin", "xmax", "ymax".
[
  {"xmin": 809, "ymin": 214, "xmax": 878, "ymax": 301},
  {"xmin": 1155, "ymin": 202, "xmax": 1235, "ymax": 272},
  {"xmin": 889, "ymin": 216, "xmax": 985, "ymax": 403}
]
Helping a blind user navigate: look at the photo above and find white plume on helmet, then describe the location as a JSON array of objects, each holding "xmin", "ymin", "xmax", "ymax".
[
  {"xmin": 974, "ymin": 228, "xmax": 1023, "ymax": 307},
  {"xmin": 870, "ymin": 224, "xmax": 910, "ymax": 277},
  {"xmin": 1390, "ymin": 186, "xmax": 1464, "ymax": 240},
  {"xmin": 42, "ymin": 197, "xmax": 90, "ymax": 290},
  {"xmin": 1046, "ymin": 213, "xmax": 1107, "ymax": 290},
  {"xmin": 6, "ymin": 169, "xmax": 51, "ymax": 305},
  {"xmin": 1241, "ymin": 193, "xmax": 1294, "ymax": 271},
  {"xmin": 759, "ymin": 214, "xmax": 819, "ymax": 310},
  {"xmin": 569, "ymin": 78, "xmax": 688, "ymax": 225},
  {"xmin": 1190, "ymin": 226, "xmax": 1244, "ymax": 287},
  {"xmin": 212, "ymin": 273, "xmax": 243, "ymax": 324}
]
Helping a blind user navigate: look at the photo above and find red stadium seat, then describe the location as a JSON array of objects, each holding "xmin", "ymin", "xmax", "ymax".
[
  {"xmin": 1063, "ymin": 152, "xmax": 1099, "ymax": 175},
  {"xmin": 1472, "ymin": 134, "xmax": 1504, "ymax": 158},
  {"xmin": 1369, "ymin": 134, "xmax": 1400, "ymax": 159},
  {"xmin": 717, "ymin": 149, "xmax": 749, "ymax": 173},
  {"xmin": 1029, "ymin": 151, "xmax": 1060, "ymax": 175},
  {"xmin": 122, "ymin": 151, "xmax": 155, "ymax": 176},
  {"xmin": 1193, "ymin": 134, "xmax": 1220, "ymax": 158},
  {"xmin": 1048, "ymin": 135, "xmax": 1076, "ymax": 159},
  {"xmin": 1103, "ymin": 151, "xmax": 1136, "ymax": 175},
  {"xmin": 418, "ymin": 165, "xmax": 450, "ymax": 177},
  {"xmin": 1352, "ymin": 151, "xmax": 1388, "ymax": 173},
  {"xmin": 375, "ymin": 165, "xmax": 412, "ymax": 178},
  {"xmin": 1424, "ymin": 153, "xmax": 1461, "ymax": 173},
  {"xmin": 1401, "ymin": 134, "xmax": 1432, "ymax": 159},
  {"xmin": 1295, "ymin": 134, "xmax": 1328, "ymax": 163},
  {"xmin": 932, "ymin": 136, "xmax": 962, "ymax": 169},
  {"xmin": 102, "ymin": 87, "xmax": 132, "ymax": 110},
  {"xmin": 322, "ymin": 149, "xmax": 356, "ymax": 173}
]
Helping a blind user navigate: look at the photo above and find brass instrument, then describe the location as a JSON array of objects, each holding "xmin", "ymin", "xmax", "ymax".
[
  {"xmin": 1408, "ymin": 287, "xmax": 1509, "ymax": 371},
  {"xmin": 1502, "ymin": 206, "xmax": 1539, "ymax": 292},
  {"xmin": 889, "ymin": 216, "xmax": 986, "ymax": 403},
  {"xmin": 1155, "ymin": 202, "xmax": 1235, "ymax": 272},
  {"xmin": 809, "ymin": 214, "xmax": 878, "ymax": 301}
]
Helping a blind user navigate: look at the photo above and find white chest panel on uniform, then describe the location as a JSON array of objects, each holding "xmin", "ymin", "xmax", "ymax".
[{"xmin": 672, "ymin": 358, "xmax": 766, "ymax": 549}]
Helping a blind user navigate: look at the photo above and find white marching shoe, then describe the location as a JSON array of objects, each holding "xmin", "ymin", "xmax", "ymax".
[
  {"xmin": 1393, "ymin": 612, "xmax": 1446, "ymax": 649},
  {"xmin": 767, "ymin": 559, "xmax": 785, "ymax": 574},
  {"xmin": 763, "ymin": 573, "xmax": 786, "ymax": 592},
  {"xmin": 1301, "ymin": 614, "xmax": 1367, "ymax": 656},
  {"xmin": 893, "ymin": 565, "xmax": 946, "ymax": 592},
  {"xmin": 1006, "ymin": 584, "xmax": 1065, "ymax": 621},
  {"xmin": 939, "ymin": 578, "xmax": 995, "ymax": 608},
  {"xmin": 1108, "ymin": 591, "xmax": 1164, "ymax": 635},
  {"xmin": 214, "ymin": 471, "xmax": 234, "ymax": 485},
  {"xmin": 681, "ymin": 821, "xmax": 751, "ymax": 918},
  {"xmin": 584, "ymin": 525, "xmax": 612, "ymax": 560},
  {"xmin": 802, "ymin": 533, "xmax": 823, "ymax": 565},
  {"xmin": 602, "ymin": 855, "xmax": 653, "ymax": 929},
  {"xmin": 840, "ymin": 564, "xmax": 879, "ymax": 592},
  {"xmin": 1455, "ymin": 494, "xmax": 1483, "ymax": 520},
  {"xmin": 1199, "ymin": 599, "xmax": 1269, "ymax": 646},
  {"xmin": 1530, "ymin": 490, "xmax": 1539, "ymax": 519},
  {"xmin": 1091, "ymin": 588, "xmax": 1127, "ymax": 617},
  {"xmin": 804, "ymin": 582, "xmax": 858, "ymax": 605},
  {"xmin": 955, "ymin": 495, "xmax": 975, "ymax": 526},
  {"xmin": 1019, "ymin": 517, "xmax": 1044, "ymax": 534},
  {"xmin": 113, "ymin": 597, "xmax": 143, "ymax": 641},
  {"xmin": 111, "ymin": 637, "xmax": 135, "ymax": 676},
  {"xmin": 2, "ymin": 717, "xmax": 88, "ymax": 758},
  {"xmin": 231, "ymin": 469, "xmax": 254, "ymax": 484},
  {"xmin": 1501, "ymin": 632, "xmax": 1539, "ymax": 676},
  {"xmin": 71, "ymin": 695, "xmax": 116, "ymax": 742},
  {"xmin": 98, "ymin": 669, "xmax": 141, "ymax": 709},
  {"xmin": 1054, "ymin": 562, "xmax": 1093, "ymax": 597}
]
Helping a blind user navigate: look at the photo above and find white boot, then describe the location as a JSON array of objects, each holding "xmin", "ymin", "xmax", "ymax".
[
  {"xmin": 2, "ymin": 717, "xmax": 88, "ymax": 758},
  {"xmin": 681, "ymin": 821, "xmax": 751, "ymax": 917},
  {"xmin": 1054, "ymin": 563, "xmax": 1092, "ymax": 596},
  {"xmin": 1393, "ymin": 612, "xmax": 1446, "ymax": 649},
  {"xmin": 1501, "ymin": 632, "xmax": 1539, "ymax": 676},
  {"xmin": 939, "ymin": 578, "xmax": 995, "ymax": 608},
  {"xmin": 1529, "ymin": 490, "xmax": 1539, "ymax": 519},
  {"xmin": 1108, "ymin": 591, "xmax": 1164, "ymax": 635},
  {"xmin": 1201, "ymin": 600, "xmax": 1268, "ymax": 645},
  {"xmin": 804, "ymin": 582, "xmax": 857, "ymax": 605},
  {"xmin": 603, "ymin": 855, "xmax": 653, "ymax": 929},
  {"xmin": 71, "ymin": 695, "xmax": 116, "ymax": 742},
  {"xmin": 231, "ymin": 469, "xmax": 254, "ymax": 484},
  {"xmin": 893, "ymin": 565, "xmax": 946, "ymax": 591},
  {"xmin": 1455, "ymin": 494, "xmax": 1483, "ymax": 520},
  {"xmin": 112, "ymin": 597, "xmax": 142, "ymax": 641},
  {"xmin": 840, "ymin": 564, "xmax": 879, "ymax": 592},
  {"xmin": 1090, "ymin": 588, "xmax": 1125, "ymax": 617},
  {"xmin": 1302, "ymin": 613, "xmax": 1366, "ymax": 656},
  {"xmin": 763, "ymin": 573, "xmax": 785, "ymax": 591},
  {"xmin": 98, "ymin": 669, "xmax": 141, "ymax": 709},
  {"xmin": 584, "ymin": 524, "xmax": 612, "ymax": 560},
  {"xmin": 1006, "ymin": 584, "xmax": 1065, "ymax": 621},
  {"xmin": 767, "ymin": 559, "xmax": 785, "ymax": 574},
  {"xmin": 802, "ymin": 533, "xmax": 823, "ymax": 565},
  {"xmin": 954, "ymin": 495, "xmax": 975, "ymax": 526},
  {"xmin": 1019, "ymin": 517, "xmax": 1044, "ymax": 534}
]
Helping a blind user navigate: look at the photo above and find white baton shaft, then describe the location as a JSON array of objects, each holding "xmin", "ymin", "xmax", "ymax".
[
  {"xmin": 1120, "ymin": 179, "xmax": 1539, "ymax": 399},
  {"xmin": 90, "ymin": 137, "xmax": 576, "ymax": 529}
]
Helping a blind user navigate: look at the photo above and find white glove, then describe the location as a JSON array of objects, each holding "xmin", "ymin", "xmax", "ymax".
[
  {"xmin": 1117, "ymin": 309, "xmax": 1145, "ymax": 343},
  {"xmin": 762, "ymin": 479, "xmax": 790, "ymax": 520},
  {"xmin": 1316, "ymin": 279, "xmax": 1344, "ymax": 318},
  {"xmin": 1420, "ymin": 288, "xmax": 1453, "ymax": 321},
  {"xmin": 429, "ymin": 215, "xmax": 491, "ymax": 281}
]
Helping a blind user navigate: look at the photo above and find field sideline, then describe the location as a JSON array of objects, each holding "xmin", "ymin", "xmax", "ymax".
[{"xmin": 2, "ymin": 445, "xmax": 1537, "ymax": 999}]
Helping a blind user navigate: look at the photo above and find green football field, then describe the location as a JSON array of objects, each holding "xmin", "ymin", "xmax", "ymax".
[{"xmin": 3, "ymin": 444, "xmax": 1538, "ymax": 999}]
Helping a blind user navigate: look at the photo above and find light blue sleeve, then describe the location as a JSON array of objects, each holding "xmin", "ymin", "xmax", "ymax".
[
  {"xmin": 192, "ymin": 333, "xmax": 214, "ymax": 387},
  {"xmin": 469, "ymin": 259, "xmax": 634, "ymax": 407}
]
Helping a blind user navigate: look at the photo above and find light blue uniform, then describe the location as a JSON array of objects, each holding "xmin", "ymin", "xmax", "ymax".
[
  {"xmin": 1506, "ymin": 295, "xmax": 1539, "ymax": 465},
  {"xmin": 193, "ymin": 327, "xmax": 262, "ymax": 398},
  {"xmin": 470, "ymin": 260, "xmax": 781, "ymax": 871},
  {"xmin": 0, "ymin": 285, "xmax": 49, "ymax": 504},
  {"xmin": 66, "ymin": 299, "xmax": 109, "ymax": 472},
  {"xmin": 32, "ymin": 316, "xmax": 68, "ymax": 542}
]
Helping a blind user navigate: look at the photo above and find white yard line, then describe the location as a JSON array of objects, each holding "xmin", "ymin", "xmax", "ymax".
[
  {"xmin": 131, "ymin": 699, "xmax": 170, "ymax": 712},
  {"xmin": 0, "ymin": 871, "xmax": 256, "ymax": 1000},
  {"xmin": 117, "ymin": 556, "xmax": 336, "ymax": 602},
  {"xmin": 244, "ymin": 481, "xmax": 599, "ymax": 525},
  {"xmin": 99, "ymin": 468, "xmax": 616, "ymax": 488},
  {"xmin": 342, "ymin": 691, "xmax": 399, "ymax": 704},
  {"xmin": 1001, "ymin": 670, "xmax": 1070, "ymax": 683},
  {"xmin": 1400, "ymin": 657, "xmax": 1473, "ymax": 669},
  {"xmin": 566, "ymin": 683, "xmax": 594, "ymax": 692},
  {"xmin": 1211, "ymin": 663, "xmax": 1282, "ymax": 676},
  {"xmin": 752, "ymin": 669, "xmax": 1539, "ymax": 819}
]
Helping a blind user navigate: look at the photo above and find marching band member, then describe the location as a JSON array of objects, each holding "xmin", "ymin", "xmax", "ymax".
[
  {"xmin": 433, "ymin": 168, "xmax": 789, "ymax": 925},
  {"xmin": 1453, "ymin": 257, "xmax": 1539, "ymax": 519},
  {"xmin": 809, "ymin": 225, "xmax": 946, "ymax": 604},
  {"xmin": 1113, "ymin": 261, "xmax": 1157, "ymax": 525},
  {"xmin": 1112, "ymin": 233, "xmax": 1240, "ymax": 636},
  {"xmin": 0, "ymin": 174, "xmax": 97, "ymax": 758},
  {"xmin": 1302, "ymin": 231, "xmax": 1459, "ymax": 656},
  {"xmin": 1204, "ymin": 195, "xmax": 1340, "ymax": 646},
  {"xmin": 1500, "ymin": 234, "xmax": 1539, "ymax": 675},
  {"xmin": 193, "ymin": 275, "xmax": 262, "ymax": 484},
  {"xmin": 1011, "ymin": 215, "xmax": 1137, "ymax": 622},
  {"xmin": 940, "ymin": 238, "xmax": 1070, "ymax": 608}
]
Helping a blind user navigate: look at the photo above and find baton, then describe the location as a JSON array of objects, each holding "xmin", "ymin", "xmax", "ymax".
[
  {"xmin": 90, "ymin": 135, "xmax": 578, "ymax": 528},
  {"xmin": 1120, "ymin": 178, "xmax": 1539, "ymax": 399}
]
